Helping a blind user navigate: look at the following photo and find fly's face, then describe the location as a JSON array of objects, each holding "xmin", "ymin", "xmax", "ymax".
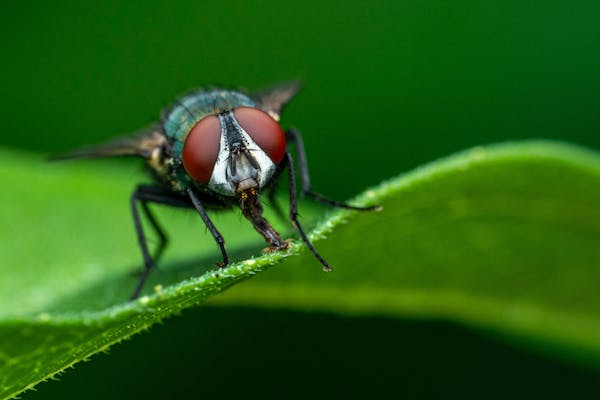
[{"xmin": 182, "ymin": 107, "xmax": 286, "ymax": 196}]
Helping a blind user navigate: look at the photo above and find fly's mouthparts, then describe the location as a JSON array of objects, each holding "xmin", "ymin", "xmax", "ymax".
[
  {"xmin": 229, "ymin": 146, "xmax": 260, "ymax": 188},
  {"xmin": 236, "ymin": 178, "xmax": 258, "ymax": 192}
]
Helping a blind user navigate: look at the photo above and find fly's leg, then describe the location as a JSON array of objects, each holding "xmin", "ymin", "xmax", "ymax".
[
  {"xmin": 283, "ymin": 152, "xmax": 332, "ymax": 271},
  {"xmin": 285, "ymin": 128, "xmax": 381, "ymax": 211},
  {"xmin": 130, "ymin": 185, "xmax": 191, "ymax": 300},
  {"xmin": 139, "ymin": 201, "xmax": 168, "ymax": 267},
  {"xmin": 266, "ymin": 161, "xmax": 287, "ymax": 221},
  {"xmin": 187, "ymin": 187, "xmax": 229, "ymax": 267}
]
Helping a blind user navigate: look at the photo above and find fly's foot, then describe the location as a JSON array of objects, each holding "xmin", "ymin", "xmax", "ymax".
[
  {"xmin": 216, "ymin": 260, "xmax": 229, "ymax": 268},
  {"xmin": 262, "ymin": 239, "xmax": 292, "ymax": 254}
]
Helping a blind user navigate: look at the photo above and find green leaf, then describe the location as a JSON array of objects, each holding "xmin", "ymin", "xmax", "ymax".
[{"xmin": 1, "ymin": 140, "xmax": 599, "ymax": 399}]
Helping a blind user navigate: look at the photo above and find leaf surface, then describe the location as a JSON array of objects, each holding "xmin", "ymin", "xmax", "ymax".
[{"xmin": 1, "ymin": 141, "xmax": 599, "ymax": 399}]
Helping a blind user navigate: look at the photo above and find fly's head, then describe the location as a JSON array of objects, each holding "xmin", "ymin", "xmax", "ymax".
[{"xmin": 182, "ymin": 107, "xmax": 286, "ymax": 198}]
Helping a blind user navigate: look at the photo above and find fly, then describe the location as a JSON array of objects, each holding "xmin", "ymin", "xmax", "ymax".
[{"xmin": 54, "ymin": 81, "xmax": 381, "ymax": 299}]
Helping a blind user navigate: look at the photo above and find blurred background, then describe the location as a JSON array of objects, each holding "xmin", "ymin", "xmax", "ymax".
[{"xmin": 2, "ymin": 0, "xmax": 599, "ymax": 398}]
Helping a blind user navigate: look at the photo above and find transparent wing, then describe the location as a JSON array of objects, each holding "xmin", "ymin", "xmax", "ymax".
[
  {"xmin": 252, "ymin": 80, "xmax": 302, "ymax": 121},
  {"xmin": 49, "ymin": 124, "xmax": 166, "ymax": 161}
]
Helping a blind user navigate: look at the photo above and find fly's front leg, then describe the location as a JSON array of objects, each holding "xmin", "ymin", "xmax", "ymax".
[
  {"xmin": 285, "ymin": 127, "xmax": 381, "ymax": 211},
  {"xmin": 187, "ymin": 187, "xmax": 229, "ymax": 267}
]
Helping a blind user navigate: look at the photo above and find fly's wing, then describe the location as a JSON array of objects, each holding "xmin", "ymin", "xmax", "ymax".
[
  {"xmin": 252, "ymin": 80, "xmax": 302, "ymax": 121},
  {"xmin": 50, "ymin": 124, "xmax": 166, "ymax": 161}
]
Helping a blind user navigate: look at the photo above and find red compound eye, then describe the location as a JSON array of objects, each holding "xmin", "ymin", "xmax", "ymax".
[
  {"xmin": 182, "ymin": 115, "xmax": 221, "ymax": 184},
  {"xmin": 234, "ymin": 107, "xmax": 286, "ymax": 164}
]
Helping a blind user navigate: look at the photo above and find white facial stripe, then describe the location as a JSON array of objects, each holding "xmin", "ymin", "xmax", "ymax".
[
  {"xmin": 208, "ymin": 112, "xmax": 276, "ymax": 196},
  {"xmin": 207, "ymin": 119, "xmax": 234, "ymax": 195}
]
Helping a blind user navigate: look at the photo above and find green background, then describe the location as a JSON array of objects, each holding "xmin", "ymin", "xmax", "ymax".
[{"xmin": 2, "ymin": 0, "xmax": 599, "ymax": 397}]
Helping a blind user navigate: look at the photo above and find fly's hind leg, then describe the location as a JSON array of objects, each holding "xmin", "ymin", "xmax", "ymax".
[
  {"xmin": 136, "ymin": 201, "xmax": 168, "ymax": 270},
  {"xmin": 266, "ymin": 160, "xmax": 288, "ymax": 222},
  {"xmin": 282, "ymin": 152, "xmax": 331, "ymax": 271},
  {"xmin": 130, "ymin": 185, "xmax": 191, "ymax": 300},
  {"xmin": 285, "ymin": 128, "xmax": 381, "ymax": 211}
]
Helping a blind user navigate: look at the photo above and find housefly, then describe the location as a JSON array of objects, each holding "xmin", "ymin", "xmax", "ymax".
[{"xmin": 55, "ymin": 81, "xmax": 381, "ymax": 299}]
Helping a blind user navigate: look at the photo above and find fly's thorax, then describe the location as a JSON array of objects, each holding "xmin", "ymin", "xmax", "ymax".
[
  {"xmin": 140, "ymin": 133, "xmax": 187, "ymax": 192},
  {"xmin": 182, "ymin": 107, "xmax": 287, "ymax": 197},
  {"xmin": 147, "ymin": 145, "xmax": 169, "ymax": 175}
]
